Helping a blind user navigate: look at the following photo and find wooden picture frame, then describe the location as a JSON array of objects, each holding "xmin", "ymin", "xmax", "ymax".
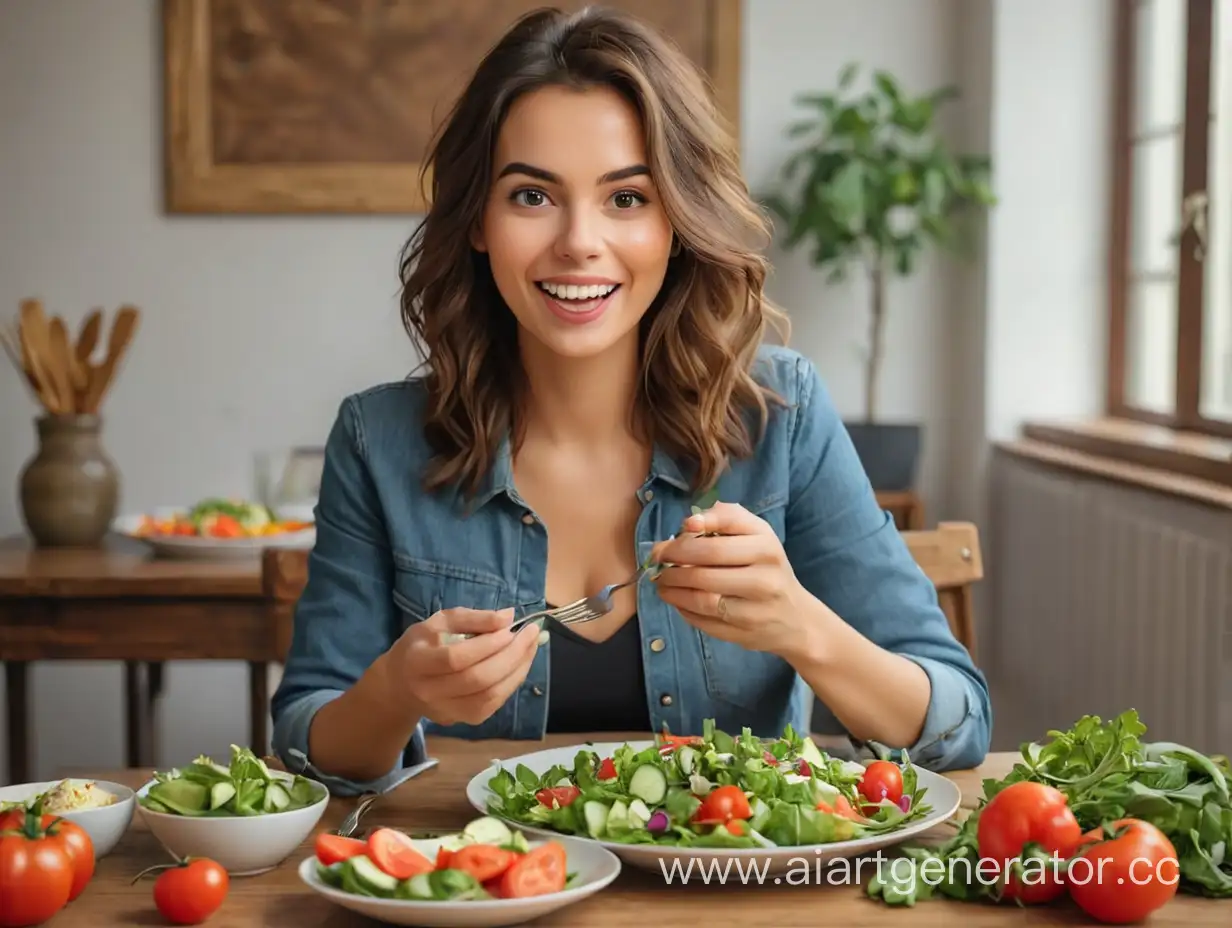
[{"xmin": 163, "ymin": 0, "xmax": 742, "ymax": 214}]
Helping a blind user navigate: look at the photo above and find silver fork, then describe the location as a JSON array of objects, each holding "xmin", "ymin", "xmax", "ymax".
[{"xmin": 451, "ymin": 565, "xmax": 648, "ymax": 641}]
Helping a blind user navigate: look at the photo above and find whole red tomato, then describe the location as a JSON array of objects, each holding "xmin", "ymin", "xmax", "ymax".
[
  {"xmin": 1067, "ymin": 819, "xmax": 1179, "ymax": 924},
  {"xmin": 0, "ymin": 813, "xmax": 75, "ymax": 927},
  {"xmin": 858, "ymin": 761, "xmax": 904, "ymax": 813},
  {"xmin": 976, "ymin": 781, "xmax": 1082, "ymax": 903},
  {"xmin": 692, "ymin": 785, "xmax": 753, "ymax": 824},
  {"xmin": 151, "ymin": 857, "xmax": 229, "ymax": 925}
]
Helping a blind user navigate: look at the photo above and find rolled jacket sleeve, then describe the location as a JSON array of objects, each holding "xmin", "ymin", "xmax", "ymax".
[
  {"xmin": 270, "ymin": 396, "xmax": 430, "ymax": 796},
  {"xmin": 782, "ymin": 357, "xmax": 992, "ymax": 771}
]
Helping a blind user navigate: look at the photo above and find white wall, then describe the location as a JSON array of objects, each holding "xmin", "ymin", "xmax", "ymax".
[{"xmin": 0, "ymin": 0, "xmax": 1111, "ymax": 780}]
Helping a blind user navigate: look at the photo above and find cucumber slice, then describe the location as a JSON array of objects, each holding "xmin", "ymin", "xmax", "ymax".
[
  {"xmin": 628, "ymin": 764, "xmax": 667, "ymax": 805},
  {"xmin": 582, "ymin": 800, "xmax": 609, "ymax": 838},
  {"xmin": 627, "ymin": 798, "xmax": 652, "ymax": 827},
  {"xmin": 605, "ymin": 799, "xmax": 630, "ymax": 833},
  {"xmin": 346, "ymin": 855, "xmax": 398, "ymax": 896},
  {"xmin": 262, "ymin": 782, "xmax": 291, "ymax": 813},
  {"xmin": 403, "ymin": 872, "xmax": 435, "ymax": 899},
  {"xmin": 209, "ymin": 782, "xmax": 236, "ymax": 810},
  {"xmin": 677, "ymin": 746, "xmax": 697, "ymax": 775},
  {"xmin": 462, "ymin": 816, "xmax": 514, "ymax": 846}
]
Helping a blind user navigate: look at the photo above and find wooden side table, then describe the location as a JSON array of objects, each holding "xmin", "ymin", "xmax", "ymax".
[
  {"xmin": 876, "ymin": 490, "xmax": 925, "ymax": 530},
  {"xmin": 0, "ymin": 536, "xmax": 295, "ymax": 786}
]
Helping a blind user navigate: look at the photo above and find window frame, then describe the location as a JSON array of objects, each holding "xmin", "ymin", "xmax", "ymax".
[{"xmin": 1107, "ymin": 0, "xmax": 1227, "ymax": 436}]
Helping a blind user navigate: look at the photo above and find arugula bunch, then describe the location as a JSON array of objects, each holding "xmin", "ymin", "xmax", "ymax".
[{"xmin": 867, "ymin": 710, "xmax": 1232, "ymax": 905}]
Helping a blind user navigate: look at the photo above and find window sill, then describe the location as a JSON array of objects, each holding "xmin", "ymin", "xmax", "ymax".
[{"xmin": 998, "ymin": 418, "xmax": 1232, "ymax": 511}]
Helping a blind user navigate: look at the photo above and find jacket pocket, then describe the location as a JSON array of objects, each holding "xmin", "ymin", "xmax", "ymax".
[{"xmin": 391, "ymin": 553, "xmax": 509, "ymax": 629}]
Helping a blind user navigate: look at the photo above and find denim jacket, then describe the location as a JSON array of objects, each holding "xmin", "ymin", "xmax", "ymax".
[{"xmin": 270, "ymin": 345, "xmax": 992, "ymax": 795}]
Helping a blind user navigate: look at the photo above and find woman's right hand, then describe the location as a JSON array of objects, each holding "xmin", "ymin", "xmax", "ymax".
[{"xmin": 379, "ymin": 607, "xmax": 541, "ymax": 727}]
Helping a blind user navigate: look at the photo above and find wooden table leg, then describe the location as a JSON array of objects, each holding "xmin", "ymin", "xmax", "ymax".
[
  {"xmin": 124, "ymin": 661, "xmax": 162, "ymax": 768},
  {"xmin": 249, "ymin": 661, "xmax": 269, "ymax": 756},
  {"xmin": 4, "ymin": 662, "xmax": 30, "ymax": 785}
]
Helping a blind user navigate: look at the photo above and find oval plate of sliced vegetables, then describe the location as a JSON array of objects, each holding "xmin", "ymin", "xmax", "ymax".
[
  {"xmin": 300, "ymin": 815, "xmax": 620, "ymax": 927},
  {"xmin": 113, "ymin": 497, "xmax": 315, "ymax": 560},
  {"xmin": 466, "ymin": 719, "xmax": 962, "ymax": 878}
]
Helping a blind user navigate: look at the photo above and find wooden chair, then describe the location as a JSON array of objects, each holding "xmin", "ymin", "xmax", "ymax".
[{"xmin": 901, "ymin": 521, "xmax": 982, "ymax": 658}]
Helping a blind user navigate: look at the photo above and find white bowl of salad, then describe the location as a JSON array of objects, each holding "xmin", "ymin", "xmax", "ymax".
[
  {"xmin": 135, "ymin": 745, "xmax": 328, "ymax": 875},
  {"xmin": 465, "ymin": 719, "xmax": 963, "ymax": 877},
  {"xmin": 300, "ymin": 815, "xmax": 621, "ymax": 926},
  {"xmin": 113, "ymin": 497, "xmax": 315, "ymax": 560}
]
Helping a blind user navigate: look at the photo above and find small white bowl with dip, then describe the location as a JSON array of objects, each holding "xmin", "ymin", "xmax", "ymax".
[{"xmin": 0, "ymin": 778, "xmax": 136, "ymax": 858}]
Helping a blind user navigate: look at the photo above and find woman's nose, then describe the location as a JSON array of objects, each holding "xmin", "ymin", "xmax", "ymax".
[{"xmin": 554, "ymin": 206, "xmax": 602, "ymax": 261}]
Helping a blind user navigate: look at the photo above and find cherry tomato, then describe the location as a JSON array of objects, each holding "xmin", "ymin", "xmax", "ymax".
[
  {"xmin": 692, "ymin": 785, "xmax": 752, "ymax": 824},
  {"xmin": 535, "ymin": 785, "xmax": 581, "ymax": 808},
  {"xmin": 366, "ymin": 827, "xmax": 435, "ymax": 879},
  {"xmin": 0, "ymin": 812, "xmax": 74, "ymax": 928},
  {"xmin": 496, "ymin": 842, "xmax": 567, "ymax": 898},
  {"xmin": 596, "ymin": 757, "xmax": 617, "ymax": 780},
  {"xmin": 314, "ymin": 832, "xmax": 367, "ymax": 867},
  {"xmin": 976, "ymin": 781, "xmax": 1082, "ymax": 904},
  {"xmin": 448, "ymin": 844, "xmax": 518, "ymax": 882},
  {"xmin": 1067, "ymin": 819, "xmax": 1179, "ymax": 924},
  {"xmin": 151, "ymin": 858, "xmax": 229, "ymax": 925},
  {"xmin": 858, "ymin": 761, "xmax": 904, "ymax": 812}
]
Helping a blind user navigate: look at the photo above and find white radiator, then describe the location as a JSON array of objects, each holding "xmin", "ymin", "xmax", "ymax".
[{"xmin": 988, "ymin": 446, "xmax": 1232, "ymax": 756}]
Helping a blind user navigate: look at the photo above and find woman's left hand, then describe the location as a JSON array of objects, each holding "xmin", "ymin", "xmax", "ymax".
[{"xmin": 648, "ymin": 502, "xmax": 817, "ymax": 659}]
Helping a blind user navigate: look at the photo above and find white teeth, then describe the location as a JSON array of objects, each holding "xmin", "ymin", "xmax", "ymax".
[{"xmin": 538, "ymin": 281, "xmax": 617, "ymax": 301}]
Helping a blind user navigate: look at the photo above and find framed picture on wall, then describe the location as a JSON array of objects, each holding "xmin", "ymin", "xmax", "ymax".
[{"xmin": 162, "ymin": 0, "xmax": 741, "ymax": 214}]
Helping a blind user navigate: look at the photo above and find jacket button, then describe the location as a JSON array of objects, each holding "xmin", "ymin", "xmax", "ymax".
[
  {"xmin": 532, "ymin": 686, "xmax": 543, "ymax": 696},
  {"xmin": 521, "ymin": 513, "xmax": 534, "ymax": 525},
  {"xmin": 660, "ymin": 694, "xmax": 673, "ymax": 706},
  {"xmin": 649, "ymin": 637, "xmax": 666, "ymax": 652},
  {"xmin": 643, "ymin": 490, "xmax": 655, "ymax": 502}
]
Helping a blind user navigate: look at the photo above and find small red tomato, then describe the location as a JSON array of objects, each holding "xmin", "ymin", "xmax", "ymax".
[
  {"xmin": 858, "ymin": 760, "xmax": 905, "ymax": 811},
  {"xmin": 151, "ymin": 858, "xmax": 229, "ymax": 925}
]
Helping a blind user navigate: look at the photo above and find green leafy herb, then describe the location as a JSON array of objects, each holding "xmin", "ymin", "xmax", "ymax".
[
  {"xmin": 866, "ymin": 710, "xmax": 1232, "ymax": 905},
  {"xmin": 138, "ymin": 744, "xmax": 323, "ymax": 817}
]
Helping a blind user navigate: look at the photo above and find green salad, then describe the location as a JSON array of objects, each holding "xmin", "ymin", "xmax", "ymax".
[
  {"xmin": 485, "ymin": 719, "xmax": 933, "ymax": 848},
  {"xmin": 138, "ymin": 745, "xmax": 323, "ymax": 816}
]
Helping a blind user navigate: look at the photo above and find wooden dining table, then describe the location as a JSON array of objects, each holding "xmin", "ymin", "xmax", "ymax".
[{"xmin": 47, "ymin": 734, "xmax": 1227, "ymax": 926}]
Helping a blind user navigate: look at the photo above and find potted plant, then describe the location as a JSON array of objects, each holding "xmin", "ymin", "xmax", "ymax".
[{"xmin": 763, "ymin": 64, "xmax": 995, "ymax": 491}]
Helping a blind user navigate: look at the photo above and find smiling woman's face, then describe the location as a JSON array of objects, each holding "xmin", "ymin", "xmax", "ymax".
[{"xmin": 473, "ymin": 84, "xmax": 674, "ymax": 360}]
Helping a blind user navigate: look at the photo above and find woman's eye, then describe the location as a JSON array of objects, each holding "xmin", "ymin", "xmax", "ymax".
[
  {"xmin": 513, "ymin": 189, "xmax": 548, "ymax": 207},
  {"xmin": 612, "ymin": 191, "xmax": 644, "ymax": 209}
]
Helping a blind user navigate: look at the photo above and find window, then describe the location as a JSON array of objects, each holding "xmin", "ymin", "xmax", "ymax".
[{"xmin": 1109, "ymin": 0, "xmax": 1231, "ymax": 435}]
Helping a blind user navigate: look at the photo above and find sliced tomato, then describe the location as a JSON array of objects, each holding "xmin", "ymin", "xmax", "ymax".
[
  {"xmin": 725, "ymin": 819, "xmax": 746, "ymax": 836},
  {"xmin": 498, "ymin": 842, "xmax": 568, "ymax": 899},
  {"xmin": 315, "ymin": 833, "xmax": 368, "ymax": 866},
  {"xmin": 597, "ymin": 757, "xmax": 617, "ymax": 780},
  {"xmin": 535, "ymin": 785, "xmax": 581, "ymax": 808},
  {"xmin": 366, "ymin": 828, "xmax": 435, "ymax": 879},
  {"xmin": 816, "ymin": 796, "xmax": 863, "ymax": 821},
  {"xmin": 449, "ymin": 844, "xmax": 519, "ymax": 882},
  {"xmin": 435, "ymin": 847, "xmax": 453, "ymax": 870}
]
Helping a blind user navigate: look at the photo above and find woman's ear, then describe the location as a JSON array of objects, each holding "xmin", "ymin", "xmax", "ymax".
[{"xmin": 470, "ymin": 222, "xmax": 487, "ymax": 252}]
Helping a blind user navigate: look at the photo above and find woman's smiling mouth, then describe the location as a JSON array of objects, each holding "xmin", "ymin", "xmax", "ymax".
[{"xmin": 535, "ymin": 279, "xmax": 622, "ymax": 323}]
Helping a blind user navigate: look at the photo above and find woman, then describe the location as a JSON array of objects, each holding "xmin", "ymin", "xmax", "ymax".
[{"xmin": 270, "ymin": 6, "xmax": 991, "ymax": 797}]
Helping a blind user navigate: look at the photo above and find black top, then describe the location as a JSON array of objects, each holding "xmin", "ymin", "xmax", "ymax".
[{"xmin": 545, "ymin": 612, "xmax": 652, "ymax": 733}]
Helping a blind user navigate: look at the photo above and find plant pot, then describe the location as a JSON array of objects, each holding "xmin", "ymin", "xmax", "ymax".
[
  {"xmin": 19, "ymin": 414, "xmax": 120, "ymax": 547},
  {"xmin": 843, "ymin": 422, "xmax": 922, "ymax": 492}
]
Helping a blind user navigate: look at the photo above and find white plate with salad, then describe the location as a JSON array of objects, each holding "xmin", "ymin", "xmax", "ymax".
[
  {"xmin": 113, "ymin": 498, "xmax": 315, "ymax": 560},
  {"xmin": 466, "ymin": 720, "xmax": 962, "ymax": 877},
  {"xmin": 301, "ymin": 815, "xmax": 620, "ymax": 927}
]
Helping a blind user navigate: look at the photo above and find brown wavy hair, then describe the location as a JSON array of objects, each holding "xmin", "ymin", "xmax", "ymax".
[{"xmin": 398, "ymin": 5, "xmax": 790, "ymax": 498}]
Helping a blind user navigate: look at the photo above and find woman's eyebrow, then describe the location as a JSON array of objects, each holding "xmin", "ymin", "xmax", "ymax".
[{"xmin": 495, "ymin": 161, "xmax": 650, "ymax": 185}]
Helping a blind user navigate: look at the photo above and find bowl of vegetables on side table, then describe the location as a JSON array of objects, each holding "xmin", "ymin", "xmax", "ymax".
[
  {"xmin": 113, "ymin": 497, "xmax": 315, "ymax": 560},
  {"xmin": 135, "ymin": 745, "xmax": 328, "ymax": 875}
]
